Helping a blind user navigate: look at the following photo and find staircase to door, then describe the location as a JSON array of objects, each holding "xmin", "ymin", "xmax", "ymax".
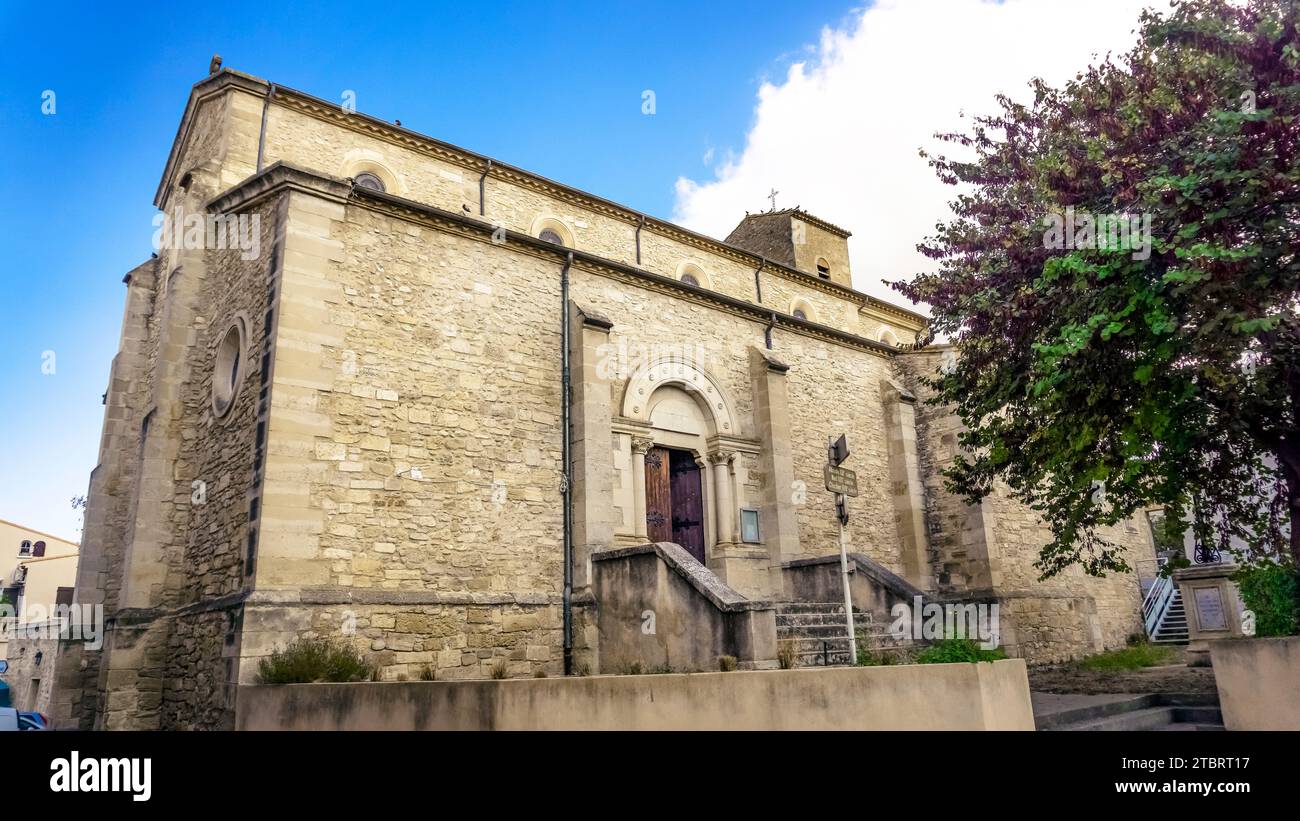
[
  {"xmin": 1143, "ymin": 575, "xmax": 1189, "ymax": 644},
  {"xmin": 776, "ymin": 602, "xmax": 920, "ymax": 667}
]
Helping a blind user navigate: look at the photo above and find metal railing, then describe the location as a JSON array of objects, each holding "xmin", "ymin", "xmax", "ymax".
[{"xmin": 1142, "ymin": 573, "xmax": 1176, "ymax": 638}]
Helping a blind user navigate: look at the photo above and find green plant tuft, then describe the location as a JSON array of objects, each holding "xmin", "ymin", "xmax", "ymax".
[
  {"xmin": 256, "ymin": 637, "xmax": 374, "ymax": 684},
  {"xmin": 914, "ymin": 639, "xmax": 1007, "ymax": 664},
  {"xmin": 717, "ymin": 655, "xmax": 738, "ymax": 672},
  {"xmin": 1076, "ymin": 642, "xmax": 1174, "ymax": 671}
]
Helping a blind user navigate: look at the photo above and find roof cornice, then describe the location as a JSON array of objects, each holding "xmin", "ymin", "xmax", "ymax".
[
  {"xmin": 159, "ymin": 70, "xmax": 927, "ymax": 328},
  {"xmin": 210, "ymin": 162, "xmax": 899, "ymax": 359}
]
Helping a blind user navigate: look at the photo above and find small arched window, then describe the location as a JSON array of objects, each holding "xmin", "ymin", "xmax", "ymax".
[
  {"xmin": 792, "ymin": 308, "xmax": 807, "ymax": 320},
  {"xmin": 32, "ymin": 540, "xmax": 46, "ymax": 557},
  {"xmin": 816, "ymin": 258, "xmax": 831, "ymax": 279},
  {"xmin": 539, "ymin": 229, "xmax": 565, "ymax": 246},
  {"xmin": 675, "ymin": 262, "xmax": 710, "ymax": 289},
  {"xmin": 18, "ymin": 540, "xmax": 31, "ymax": 556},
  {"xmin": 354, "ymin": 172, "xmax": 386, "ymax": 193}
]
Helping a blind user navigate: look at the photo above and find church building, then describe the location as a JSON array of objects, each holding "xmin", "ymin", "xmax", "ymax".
[{"xmin": 49, "ymin": 66, "xmax": 1156, "ymax": 730}]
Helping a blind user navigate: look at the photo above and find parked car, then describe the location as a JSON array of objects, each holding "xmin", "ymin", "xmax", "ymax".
[
  {"xmin": 0, "ymin": 661, "xmax": 47, "ymax": 730},
  {"xmin": 0, "ymin": 707, "xmax": 47, "ymax": 730}
]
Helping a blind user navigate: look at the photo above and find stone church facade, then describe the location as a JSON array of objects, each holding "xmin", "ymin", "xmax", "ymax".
[{"xmin": 49, "ymin": 68, "xmax": 1155, "ymax": 729}]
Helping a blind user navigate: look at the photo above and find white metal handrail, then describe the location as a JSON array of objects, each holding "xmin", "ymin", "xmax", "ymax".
[{"xmin": 1142, "ymin": 573, "xmax": 1176, "ymax": 637}]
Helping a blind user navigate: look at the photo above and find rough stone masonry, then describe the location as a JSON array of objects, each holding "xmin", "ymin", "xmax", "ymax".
[{"xmin": 49, "ymin": 67, "xmax": 1155, "ymax": 730}]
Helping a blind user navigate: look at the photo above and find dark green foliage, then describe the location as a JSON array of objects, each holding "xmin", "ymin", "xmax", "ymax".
[
  {"xmin": 256, "ymin": 637, "xmax": 374, "ymax": 684},
  {"xmin": 914, "ymin": 639, "xmax": 1008, "ymax": 664},
  {"xmin": 1234, "ymin": 560, "xmax": 1300, "ymax": 635},
  {"xmin": 895, "ymin": 0, "xmax": 1300, "ymax": 577}
]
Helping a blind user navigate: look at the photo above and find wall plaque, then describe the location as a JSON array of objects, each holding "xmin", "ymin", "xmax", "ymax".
[{"xmin": 1193, "ymin": 586, "xmax": 1228, "ymax": 632}]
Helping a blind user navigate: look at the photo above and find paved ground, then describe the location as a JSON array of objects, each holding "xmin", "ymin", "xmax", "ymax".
[
  {"xmin": 1030, "ymin": 691, "xmax": 1147, "ymax": 716},
  {"xmin": 1027, "ymin": 648, "xmax": 1218, "ymax": 695}
]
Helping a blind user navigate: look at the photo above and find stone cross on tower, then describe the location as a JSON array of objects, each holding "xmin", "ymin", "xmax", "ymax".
[{"xmin": 767, "ymin": 188, "xmax": 779, "ymax": 211}]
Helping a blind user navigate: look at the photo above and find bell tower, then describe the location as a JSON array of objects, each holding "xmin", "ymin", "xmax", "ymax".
[{"xmin": 725, "ymin": 208, "xmax": 853, "ymax": 288}]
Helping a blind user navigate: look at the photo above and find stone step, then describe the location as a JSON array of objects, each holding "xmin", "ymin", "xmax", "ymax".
[
  {"xmin": 781, "ymin": 637, "xmax": 852, "ymax": 653},
  {"xmin": 791, "ymin": 650, "xmax": 855, "ymax": 667},
  {"xmin": 776, "ymin": 602, "xmax": 869, "ymax": 615},
  {"xmin": 778, "ymin": 622, "xmax": 896, "ymax": 638},
  {"xmin": 776, "ymin": 612, "xmax": 876, "ymax": 628},
  {"xmin": 1033, "ymin": 692, "xmax": 1222, "ymax": 731},
  {"xmin": 1173, "ymin": 706, "xmax": 1223, "ymax": 725},
  {"xmin": 1064, "ymin": 706, "xmax": 1182, "ymax": 731}
]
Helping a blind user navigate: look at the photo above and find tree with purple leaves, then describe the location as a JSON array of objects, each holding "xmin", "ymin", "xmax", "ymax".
[{"xmin": 896, "ymin": 0, "xmax": 1300, "ymax": 578}]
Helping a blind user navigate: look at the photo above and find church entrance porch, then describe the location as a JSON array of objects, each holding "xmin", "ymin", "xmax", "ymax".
[{"xmin": 643, "ymin": 447, "xmax": 706, "ymax": 563}]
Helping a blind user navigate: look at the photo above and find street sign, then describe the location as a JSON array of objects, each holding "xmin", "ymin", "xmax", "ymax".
[
  {"xmin": 829, "ymin": 433, "xmax": 850, "ymax": 467},
  {"xmin": 824, "ymin": 464, "xmax": 859, "ymax": 497}
]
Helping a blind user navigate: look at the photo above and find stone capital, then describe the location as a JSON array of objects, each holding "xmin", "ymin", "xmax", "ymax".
[
  {"xmin": 631, "ymin": 436, "xmax": 655, "ymax": 455},
  {"xmin": 708, "ymin": 450, "xmax": 736, "ymax": 466}
]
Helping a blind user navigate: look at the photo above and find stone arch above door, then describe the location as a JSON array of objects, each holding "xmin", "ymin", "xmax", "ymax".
[{"xmin": 620, "ymin": 357, "xmax": 737, "ymax": 436}]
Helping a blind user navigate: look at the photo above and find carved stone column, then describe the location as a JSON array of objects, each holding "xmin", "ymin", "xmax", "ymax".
[
  {"xmin": 710, "ymin": 450, "xmax": 736, "ymax": 545},
  {"xmin": 631, "ymin": 437, "xmax": 654, "ymax": 540}
]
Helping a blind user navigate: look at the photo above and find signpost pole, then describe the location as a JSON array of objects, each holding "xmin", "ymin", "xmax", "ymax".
[
  {"xmin": 828, "ymin": 436, "xmax": 857, "ymax": 665},
  {"xmin": 837, "ymin": 496, "xmax": 857, "ymax": 665}
]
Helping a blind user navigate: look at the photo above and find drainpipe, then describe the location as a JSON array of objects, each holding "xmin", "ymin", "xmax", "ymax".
[
  {"xmin": 560, "ymin": 251, "xmax": 574, "ymax": 675},
  {"xmin": 478, "ymin": 159, "xmax": 493, "ymax": 216},
  {"xmin": 635, "ymin": 214, "xmax": 646, "ymax": 265},
  {"xmin": 765, "ymin": 311, "xmax": 776, "ymax": 350},
  {"xmin": 753, "ymin": 256, "xmax": 765, "ymax": 305},
  {"xmin": 256, "ymin": 84, "xmax": 277, "ymax": 172}
]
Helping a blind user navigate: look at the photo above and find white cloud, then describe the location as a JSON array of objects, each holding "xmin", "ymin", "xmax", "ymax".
[{"xmin": 673, "ymin": 0, "xmax": 1168, "ymax": 306}]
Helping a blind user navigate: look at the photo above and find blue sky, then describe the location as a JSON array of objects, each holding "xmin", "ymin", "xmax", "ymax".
[{"xmin": 0, "ymin": 0, "xmax": 861, "ymax": 540}]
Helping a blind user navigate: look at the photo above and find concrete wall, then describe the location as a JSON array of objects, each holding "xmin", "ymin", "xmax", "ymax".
[
  {"xmin": 236, "ymin": 658, "xmax": 1034, "ymax": 730},
  {"xmin": 591, "ymin": 542, "xmax": 776, "ymax": 673},
  {"xmin": 1209, "ymin": 637, "xmax": 1300, "ymax": 730}
]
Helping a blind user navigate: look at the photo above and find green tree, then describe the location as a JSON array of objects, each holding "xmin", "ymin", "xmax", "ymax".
[{"xmin": 896, "ymin": 0, "xmax": 1299, "ymax": 577}]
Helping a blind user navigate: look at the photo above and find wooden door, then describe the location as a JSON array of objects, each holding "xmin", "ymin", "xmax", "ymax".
[
  {"xmin": 668, "ymin": 450, "xmax": 706, "ymax": 563},
  {"xmin": 644, "ymin": 447, "xmax": 673, "ymax": 543}
]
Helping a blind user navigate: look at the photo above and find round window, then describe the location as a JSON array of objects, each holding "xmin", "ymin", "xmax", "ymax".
[
  {"xmin": 354, "ymin": 172, "xmax": 386, "ymax": 192},
  {"xmin": 539, "ymin": 229, "xmax": 565, "ymax": 246},
  {"xmin": 680, "ymin": 273, "xmax": 699, "ymax": 287},
  {"xmin": 212, "ymin": 319, "xmax": 247, "ymax": 418}
]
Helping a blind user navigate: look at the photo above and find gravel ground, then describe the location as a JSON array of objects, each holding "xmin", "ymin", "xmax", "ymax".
[{"xmin": 1027, "ymin": 648, "xmax": 1218, "ymax": 695}]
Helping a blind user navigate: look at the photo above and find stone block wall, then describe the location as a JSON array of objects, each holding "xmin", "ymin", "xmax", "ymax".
[{"xmin": 898, "ymin": 348, "xmax": 1155, "ymax": 662}]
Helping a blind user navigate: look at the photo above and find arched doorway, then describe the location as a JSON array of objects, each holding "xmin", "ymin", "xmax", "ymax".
[
  {"xmin": 621, "ymin": 357, "xmax": 740, "ymax": 563},
  {"xmin": 643, "ymin": 446, "xmax": 706, "ymax": 562}
]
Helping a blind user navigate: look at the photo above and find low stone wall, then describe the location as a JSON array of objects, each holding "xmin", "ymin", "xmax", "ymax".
[
  {"xmin": 1209, "ymin": 637, "xmax": 1300, "ymax": 731},
  {"xmin": 591, "ymin": 542, "xmax": 776, "ymax": 673},
  {"xmin": 784, "ymin": 552, "xmax": 924, "ymax": 617},
  {"xmin": 236, "ymin": 659, "xmax": 1035, "ymax": 730}
]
